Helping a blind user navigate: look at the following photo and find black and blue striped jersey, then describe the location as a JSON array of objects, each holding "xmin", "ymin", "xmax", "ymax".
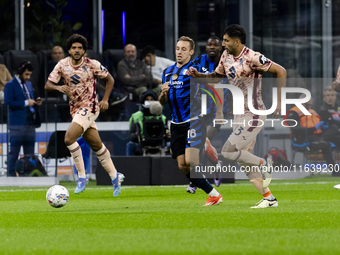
[
  {"xmin": 162, "ymin": 61, "xmax": 204, "ymax": 123},
  {"xmin": 193, "ymin": 54, "xmax": 218, "ymax": 119},
  {"xmin": 193, "ymin": 54, "xmax": 232, "ymax": 121},
  {"xmin": 193, "ymin": 54, "xmax": 217, "ymax": 73}
]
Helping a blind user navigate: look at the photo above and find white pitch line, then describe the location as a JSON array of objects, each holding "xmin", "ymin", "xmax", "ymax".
[{"xmin": 0, "ymin": 181, "xmax": 339, "ymax": 192}]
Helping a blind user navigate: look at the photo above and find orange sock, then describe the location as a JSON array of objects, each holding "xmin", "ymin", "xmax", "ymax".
[
  {"xmin": 263, "ymin": 191, "xmax": 272, "ymax": 198},
  {"xmin": 259, "ymin": 159, "xmax": 266, "ymax": 167}
]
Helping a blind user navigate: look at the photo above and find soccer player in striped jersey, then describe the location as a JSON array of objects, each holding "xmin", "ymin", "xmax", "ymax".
[
  {"xmin": 184, "ymin": 36, "xmax": 226, "ymax": 193},
  {"xmin": 189, "ymin": 24, "xmax": 287, "ymax": 208},
  {"xmin": 159, "ymin": 36, "xmax": 223, "ymax": 206},
  {"xmin": 45, "ymin": 34, "xmax": 124, "ymax": 196}
]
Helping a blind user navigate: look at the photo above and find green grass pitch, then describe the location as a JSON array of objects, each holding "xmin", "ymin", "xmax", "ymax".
[{"xmin": 0, "ymin": 176, "xmax": 340, "ymax": 255}]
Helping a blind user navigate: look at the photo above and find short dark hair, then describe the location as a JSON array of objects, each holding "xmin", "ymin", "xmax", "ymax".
[
  {"xmin": 224, "ymin": 24, "xmax": 246, "ymax": 44},
  {"xmin": 142, "ymin": 45, "xmax": 155, "ymax": 59},
  {"xmin": 207, "ymin": 35, "xmax": 222, "ymax": 45},
  {"xmin": 17, "ymin": 61, "xmax": 33, "ymax": 74},
  {"xmin": 66, "ymin": 34, "xmax": 88, "ymax": 51},
  {"xmin": 177, "ymin": 36, "xmax": 195, "ymax": 51},
  {"xmin": 208, "ymin": 35, "xmax": 221, "ymax": 42}
]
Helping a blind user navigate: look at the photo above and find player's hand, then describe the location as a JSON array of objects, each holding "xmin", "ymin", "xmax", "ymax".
[
  {"xmin": 159, "ymin": 83, "xmax": 169, "ymax": 105},
  {"xmin": 58, "ymin": 85, "xmax": 71, "ymax": 97},
  {"xmin": 161, "ymin": 82, "xmax": 170, "ymax": 94},
  {"xmin": 188, "ymin": 67, "xmax": 201, "ymax": 78},
  {"xmin": 99, "ymin": 100, "xmax": 109, "ymax": 112}
]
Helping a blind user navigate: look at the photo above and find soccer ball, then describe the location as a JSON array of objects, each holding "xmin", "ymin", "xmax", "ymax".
[{"xmin": 46, "ymin": 185, "xmax": 69, "ymax": 208}]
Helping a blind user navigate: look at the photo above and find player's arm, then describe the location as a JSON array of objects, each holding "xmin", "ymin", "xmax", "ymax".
[
  {"xmin": 214, "ymin": 88, "xmax": 224, "ymax": 120},
  {"xmin": 99, "ymin": 73, "xmax": 114, "ymax": 112},
  {"xmin": 188, "ymin": 68, "xmax": 224, "ymax": 80},
  {"xmin": 267, "ymin": 62, "xmax": 287, "ymax": 118},
  {"xmin": 159, "ymin": 82, "xmax": 169, "ymax": 105},
  {"xmin": 45, "ymin": 80, "xmax": 71, "ymax": 98}
]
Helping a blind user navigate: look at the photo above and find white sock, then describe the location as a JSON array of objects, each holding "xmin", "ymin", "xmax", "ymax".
[{"xmin": 208, "ymin": 188, "xmax": 219, "ymax": 197}]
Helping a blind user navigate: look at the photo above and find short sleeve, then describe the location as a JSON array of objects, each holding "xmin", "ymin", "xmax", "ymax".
[
  {"xmin": 92, "ymin": 59, "xmax": 109, "ymax": 79},
  {"xmin": 215, "ymin": 51, "xmax": 227, "ymax": 76},
  {"xmin": 250, "ymin": 53, "xmax": 272, "ymax": 72},
  {"xmin": 48, "ymin": 61, "xmax": 62, "ymax": 84}
]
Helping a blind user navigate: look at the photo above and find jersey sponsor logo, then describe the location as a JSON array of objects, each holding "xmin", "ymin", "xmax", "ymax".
[
  {"xmin": 100, "ymin": 65, "xmax": 107, "ymax": 72},
  {"xmin": 171, "ymin": 80, "xmax": 183, "ymax": 86},
  {"xmin": 63, "ymin": 68, "xmax": 73, "ymax": 73},
  {"xmin": 70, "ymin": 74, "xmax": 81, "ymax": 85},
  {"xmin": 259, "ymin": 55, "xmax": 268, "ymax": 64},
  {"xmin": 225, "ymin": 58, "xmax": 233, "ymax": 65}
]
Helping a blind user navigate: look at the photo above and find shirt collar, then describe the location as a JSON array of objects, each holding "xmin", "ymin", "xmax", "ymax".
[{"xmin": 15, "ymin": 75, "xmax": 23, "ymax": 85}]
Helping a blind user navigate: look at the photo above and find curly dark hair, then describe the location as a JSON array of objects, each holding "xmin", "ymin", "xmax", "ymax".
[
  {"xmin": 224, "ymin": 24, "xmax": 246, "ymax": 44},
  {"xmin": 66, "ymin": 34, "xmax": 88, "ymax": 51}
]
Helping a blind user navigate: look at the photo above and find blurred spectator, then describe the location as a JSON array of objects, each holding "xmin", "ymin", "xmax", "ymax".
[
  {"xmin": 4, "ymin": 61, "xmax": 42, "ymax": 176},
  {"xmin": 126, "ymin": 90, "xmax": 168, "ymax": 155},
  {"xmin": 284, "ymin": 96, "xmax": 336, "ymax": 169},
  {"xmin": 0, "ymin": 64, "xmax": 12, "ymax": 104},
  {"xmin": 142, "ymin": 45, "xmax": 175, "ymax": 96},
  {"xmin": 45, "ymin": 46, "xmax": 70, "ymax": 122},
  {"xmin": 318, "ymin": 87, "xmax": 340, "ymax": 148},
  {"xmin": 47, "ymin": 46, "xmax": 65, "ymax": 75},
  {"xmin": 46, "ymin": 46, "xmax": 66, "ymax": 97},
  {"xmin": 117, "ymin": 44, "xmax": 153, "ymax": 100}
]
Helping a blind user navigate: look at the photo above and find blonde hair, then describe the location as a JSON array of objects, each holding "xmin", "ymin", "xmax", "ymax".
[{"xmin": 177, "ymin": 36, "xmax": 195, "ymax": 51}]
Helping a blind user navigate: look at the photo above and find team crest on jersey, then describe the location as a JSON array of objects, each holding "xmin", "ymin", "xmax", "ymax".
[
  {"xmin": 225, "ymin": 58, "xmax": 233, "ymax": 65},
  {"xmin": 259, "ymin": 55, "xmax": 268, "ymax": 64},
  {"xmin": 202, "ymin": 67, "xmax": 208, "ymax": 74},
  {"xmin": 182, "ymin": 69, "xmax": 189, "ymax": 75},
  {"xmin": 82, "ymin": 66, "xmax": 88, "ymax": 72},
  {"xmin": 100, "ymin": 65, "xmax": 107, "ymax": 72}
]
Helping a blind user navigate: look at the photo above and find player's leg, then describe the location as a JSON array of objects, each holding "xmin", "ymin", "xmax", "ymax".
[
  {"xmin": 185, "ymin": 147, "xmax": 222, "ymax": 206},
  {"xmin": 221, "ymin": 117, "xmax": 277, "ymax": 208},
  {"xmin": 206, "ymin": 125, "xmax": 223, "ymax": 187},
  {"xmin": 65, "ymin": 122, "xmax": 85, "ymax": 175},
  {"xmin": 221, "ymin": 139, "xmax": 266, "ymax": 166},
  {"xmin": 64, "ymin": 121, "xmax": 87, "ymax": 194},
  {"xmin": 83, "ymin": 127, "xmax": 124, "ymax": 197},
  {"xmin": 189, "ymin": 118, "xmax": 223, "ymax": 205},
  {"xmin": 221, "ymin": 115, "xmax": 271, "ymax": 171},
  {"xmin": 240, "ymin": 145, "xmax": 277, "ymax": 209}
]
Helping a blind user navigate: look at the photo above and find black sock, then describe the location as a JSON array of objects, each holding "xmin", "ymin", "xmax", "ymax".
[{"xmin": 186, "ymin": 174, "xmax": 213, "ymax": 194}]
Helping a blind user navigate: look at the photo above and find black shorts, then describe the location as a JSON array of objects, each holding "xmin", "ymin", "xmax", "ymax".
[
  {"xmin": 170, "ymin": 122, "xmax": 189, "ymax": 159},
  {"xmin": 170, "ymin": 118, "xmax": 207, "ymax": 159}
]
